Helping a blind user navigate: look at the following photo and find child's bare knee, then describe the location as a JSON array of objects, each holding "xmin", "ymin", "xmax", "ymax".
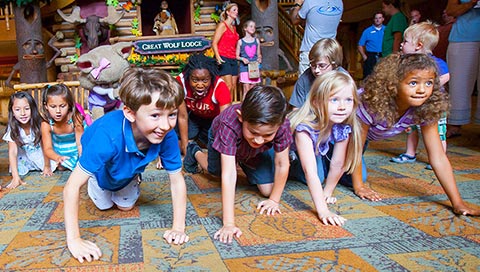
[{"xmin": 257, "ymin": 184, "xmax": 273, "ymax": 197}]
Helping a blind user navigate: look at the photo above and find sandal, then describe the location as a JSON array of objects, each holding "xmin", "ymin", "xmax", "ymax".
[{"xmin": 390, "ymin": 153, "xmax": 416, "ymax": 163}]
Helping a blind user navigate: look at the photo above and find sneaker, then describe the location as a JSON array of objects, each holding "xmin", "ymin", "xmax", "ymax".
[
  {"xmin": 390, "ymin": 153, "xmax": 416, "ymax": 163},
  {"xmin": 425, "ymin": 164, "xmax": 432, "ymax": 170},
  {"xmin": 183, "ymin": 142, "xmax": 202, "ymax": 174},
  {"xmin": 289, "ymin": 150, "xmax": 297, "ymax": 162}
]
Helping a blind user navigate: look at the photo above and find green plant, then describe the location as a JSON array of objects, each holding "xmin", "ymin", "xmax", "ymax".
[
  {"xmin": 105, "ymin": 0, "xmax": 118, "ymax": 7},
  {"xmin": 74, "ymin": 34, "xmax": 82, "ymax": 49},
  {"xmin": 210, "ymin": 13, "xmax": 220, "ymax": 23},
  {"xmin": 194, "ymin": 5, "xmax": 201, "ymax": 24}
]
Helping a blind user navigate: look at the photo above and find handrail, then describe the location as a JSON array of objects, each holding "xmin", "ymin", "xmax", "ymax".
[
  {"xmin": 0, "ymin": 2, "xmax": 14, "ymax": 31},
  {"xmin": 278, "ymin": 5, "xmax": 303, "ymax": 63},
  {"xmin": 278, "ymin": 0, "xmax": 296, "ymax": 4},
  {"xmin": 13, "ymin": 81, "xmax": 88, "ymax": 109}
]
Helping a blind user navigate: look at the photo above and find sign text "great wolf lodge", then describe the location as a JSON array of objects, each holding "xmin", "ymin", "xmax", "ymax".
[{"xmin": 133, "ymin": 36, "xmax": 211, "ymax": 54}]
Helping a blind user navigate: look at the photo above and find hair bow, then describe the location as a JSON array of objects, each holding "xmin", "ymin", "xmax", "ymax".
[{"xmin": 90, "ymin": 58, "xmax": 111, "ymax": 79}]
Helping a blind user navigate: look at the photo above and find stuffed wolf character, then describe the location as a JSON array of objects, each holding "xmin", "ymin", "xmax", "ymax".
[{"xmin": 76, "ymin": 42, "xmax": 132, "ymax": 120}]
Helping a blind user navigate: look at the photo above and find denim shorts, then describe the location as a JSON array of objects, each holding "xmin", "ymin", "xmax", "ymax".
[
  {"xmin": 207, "ymin": 129, "xmax": 275, "ymax": 185},
  {"xmin": 218, "ymin": 56, "xmax": 239, "ymax": 76}
]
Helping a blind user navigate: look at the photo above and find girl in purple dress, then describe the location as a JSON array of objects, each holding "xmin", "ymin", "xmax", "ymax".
[{"xmin": 289, "ymin": 71, "xmax": 363, "ymax": 225}]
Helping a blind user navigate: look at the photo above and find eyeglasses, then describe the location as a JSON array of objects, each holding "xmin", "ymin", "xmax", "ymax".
[{"xmin": 310, "ymin": 62, "xmax": 332, "ymax": 71}]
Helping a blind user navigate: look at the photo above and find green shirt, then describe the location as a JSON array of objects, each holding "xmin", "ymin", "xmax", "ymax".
[{"xmin": 382, "ymin": 12, "xmax": 408, "ymax": 56}]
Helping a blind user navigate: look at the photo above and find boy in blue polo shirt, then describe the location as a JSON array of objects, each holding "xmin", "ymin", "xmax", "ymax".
[{"xmin": 63, "ymin": 67, "xmax": 189, "ymax": 263}]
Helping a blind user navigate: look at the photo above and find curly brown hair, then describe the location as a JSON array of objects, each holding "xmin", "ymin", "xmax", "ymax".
[{"xmin": 361, "ymin": 53, "xmax": 448, "ymax": 127}]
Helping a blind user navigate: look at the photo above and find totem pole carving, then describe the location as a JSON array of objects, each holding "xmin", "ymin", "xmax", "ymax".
[
  {"xmin": 6, "ymin": 3, "xmax": 47, "ymax": 86},
  {"xmin": 251, "ymin": 0, "xmax": 278, "ymax": 70}
]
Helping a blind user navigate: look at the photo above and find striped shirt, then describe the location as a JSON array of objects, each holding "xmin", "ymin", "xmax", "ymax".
[
  {"xmin": 356, "ymin": 88, "xmax": 426, "ymax": 141},
  {"xmin": 50, "ymin": 118, "xmax": 78, "ymax": 170},
  {"xmin": 210, "ymin": 104, "xmax": 292, "ymax": 164}
]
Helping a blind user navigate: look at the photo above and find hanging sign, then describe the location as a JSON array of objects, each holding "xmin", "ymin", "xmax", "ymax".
[{"xmin": 133, "ymin": 36, "xmax": 211, "ymax": 55}]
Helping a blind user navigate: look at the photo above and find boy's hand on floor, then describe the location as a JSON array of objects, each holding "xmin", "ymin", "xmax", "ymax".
[
  {"xmin": 67, "ymin": 237, "xmax": 102, "ymax": 263},
  {"xmin": 355, "ymin": 186, "xmax": 382, "ymax": 201},
  {"xmin": 214, "ymin": 225, "xmax": 242, "ymax": 244},
  {"xmin": 163, "ymin": 229, "xmax": 189, "ymax": 245},
  {"xmin": 257, "ymin": 199, "xmax": 281, "ymax": 215}
]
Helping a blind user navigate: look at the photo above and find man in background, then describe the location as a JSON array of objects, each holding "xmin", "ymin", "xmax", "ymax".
[
  {"xmin": 289, "ymin": 0, "xmax": 344, "ymax": 75},
  {"xmin": 358, "ymin": 11, "xmax": 385, "ymax": 79}
]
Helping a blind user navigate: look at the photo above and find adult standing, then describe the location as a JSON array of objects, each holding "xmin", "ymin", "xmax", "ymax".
[
  {"xmin": 358, "ymin": 11, "xmax": 385, "ymax": 79},
  {"xmin": 381, "ymin": 0, "xmax": 408, "ymax": 57},
  {"xmin": 445, "ymin": 0, "xmax": 480, "ymax": 137},
  {"xmin": 212, "ymin": 3, "xmax": 240, "ymax": 100},
  {"xmin": 289, "ymin": 0, "xmax": 343, "ymax": 75}
]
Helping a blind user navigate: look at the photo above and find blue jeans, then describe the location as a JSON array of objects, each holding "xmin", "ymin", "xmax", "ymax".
[
  {"xmin": 207, "ymin": 129, "xmax": 275, "ymax": 185},
  {"xmin": 289, "ymin": 142, "xmax": 368, "ymax": 187},
  {"xmin": 188, "ymin": 113, "xmax": 213, "ymax": 147}
]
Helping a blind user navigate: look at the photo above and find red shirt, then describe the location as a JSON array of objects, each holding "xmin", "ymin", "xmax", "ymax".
[
  {"xmin": 218, "ymin": 22, "xmax": 239, "ymax": 59},
  {"xmin": 177, "ymin": 73, "xmax": 231, "ymax": 119}
]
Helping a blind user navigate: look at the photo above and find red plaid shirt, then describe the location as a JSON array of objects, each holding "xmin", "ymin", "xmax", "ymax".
[{"xmin": 211, "ymin": 104, "xmax": 292, "ymax": 166}]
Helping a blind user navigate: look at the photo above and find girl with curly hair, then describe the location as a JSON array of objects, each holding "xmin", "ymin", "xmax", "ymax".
[{"xmin": 351, "ymin": 53, "xmax": 479, "ymax": 216}]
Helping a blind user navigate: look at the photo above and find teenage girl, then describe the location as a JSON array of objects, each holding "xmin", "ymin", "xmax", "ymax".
[
  {"xmin": 236, "ymin": 19, "xmax": 262, "ymax": 98},
  {"xmin": 288, "ymin": 71, "xmax": 363, "ymax": 226},
  {"xmin": 41, "ymin": 84, "xmax": 84, "ymax": 171},
  {"xmin": 352, "ymin": 53, "xmax": 479, "ymax": 216},
  {"xmin": 2, "ymin": 92, "xmax": 56, "ymax": 189}
]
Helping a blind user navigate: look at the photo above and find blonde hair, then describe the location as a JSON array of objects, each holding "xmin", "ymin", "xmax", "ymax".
[
  {"xmin": 309, "ymin": 38, "xmax": 343, "ymax": 69},
  {"xmin": 288, "ymin": 71, "xmax": 362, "ymax": 174},
  {"xmin": 221, "ymin": 3, "xmax": 238, "ymax": 21},
  {"xmin": 403, "ymin": 20, "xmax": 439, "ymax": 53}
]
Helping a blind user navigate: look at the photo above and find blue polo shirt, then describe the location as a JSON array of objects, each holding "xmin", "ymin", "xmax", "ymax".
[
  {"xmin": 358, "ymin": 24, "xmax": 385, "ymax": 53},
  {"xmin": 79, "ymin": 110, "xmax": 182, "ymax": 191},
  {"xmin": 430, "ymin": 54, "xmax": 449, "ymax": 76}
]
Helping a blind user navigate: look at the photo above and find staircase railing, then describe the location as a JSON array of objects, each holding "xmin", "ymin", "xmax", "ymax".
[
  {"xmin": 0, "ymin": 2, "xmax": 14, "ymax": 31},
  {"xmin": 278, "ymin": 5, "xmax": 303, "ymax": 63}
]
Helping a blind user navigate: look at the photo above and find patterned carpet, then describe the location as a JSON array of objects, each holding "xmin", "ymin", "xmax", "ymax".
[{"xmin": 0, "ymin": 124, "xmax": 479, "ymax": 271}]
